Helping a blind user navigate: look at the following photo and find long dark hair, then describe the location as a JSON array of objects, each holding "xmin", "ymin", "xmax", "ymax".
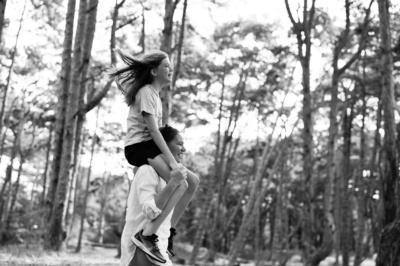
[
  {"xmin": 160, "ymin": 125, "xmax": 180, "ymax": 144},
  {"xmin": 108, "ymin": 49, "xmax": 168, "ymax": 106}
]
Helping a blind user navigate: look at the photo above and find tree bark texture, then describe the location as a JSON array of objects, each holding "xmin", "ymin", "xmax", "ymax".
[
  {"xmin": 5, "ymin": 158, "xmax": 24, "ymax": 231},
  {"xmin": 0, "ymin": 111, "xmax": 24, "ymax": 224},
  {"xmin": 160, "ymin": 0, "xmax": 180, "ymax": 124},
  {"xmin": 45, "ymin": 0, "xmax": 76, "ymax": 229},
  {"xmin": 171, "ymin": 0, "xmax": 187, "ymax": 89},
  {"xmin": 75, "ymin": 111, "xmax": 98, "ymax": 252},
  {"xmin": 376, "ymin": 0, "xmax": 400, "ymax": 264},
  {"xmin": 354, "ymin": 84, "xmax": 367, "ymax": 266},
  {"xmin": 45, "ymin": 0, "xmax": 84, "ymax": 250},
  {"xmin": 42, "ymin": 123, "xmax": 53, "ymax": 205},
  {"xmin": 339, "ymin": 99, "xmax": 354, "ymax": 266},
  {"xmin": 64, "ymin": 0, "xmax": 98, "ymax": 230},
  {"xmin": 285, "ymin": 1, "xmax": 322, "ymax": 264}
]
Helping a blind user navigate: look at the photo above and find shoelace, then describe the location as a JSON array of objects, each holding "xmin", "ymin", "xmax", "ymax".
[{"xmin": 149, "ymin": 235, "xmax": 160, "ymax": 251}]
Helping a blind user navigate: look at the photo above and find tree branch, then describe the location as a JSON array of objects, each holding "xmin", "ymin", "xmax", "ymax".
[{"xmin": 337, "ymin": 0, "xmax": 374, "ymax": 75}]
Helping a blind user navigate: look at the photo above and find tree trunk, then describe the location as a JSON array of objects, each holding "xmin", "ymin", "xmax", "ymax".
[
  {"xmin": 340, "ymin": 98, "xmax": 354, "ymax": 266},
  {"xmin": 354, "ymin": 81, "xmax": 367, "ymax": 266},
  {"xmin": 228, "ymin": 145, "xmax": 284, "ymax": 265},
  {"xmin": 0, "ymin": 0, "xmax": 25, "ymax": 140},
  {"xmin": 189, "ymin": 68, "xmax": 227, "ymax": 264},
  {"xmin": 45, "ymin": 0, "xmax": 76, "ymax": 229},
  {"xmin": 139, "ymin": 3, "xmax": 145, "ymax": 52},
  {"xmin": 75, "ymin": 160, "xmax": 93, "ymax": 252},
  {"xmin": 376, "ymin": 0, "xmax": 400, "ymax": 264},
  {"xmin": 284, "ymin": 1, "xmax": 318, "ymax": 263},
  {"xmin": 77, "ymin": 0, "xmax": 120, "ymax": 116},
  {"xmin": 42, "ymin": 123, "xmax": 53, "ymax": 205},
  {"xmin": 5, "ymin": 157, "xmax": 24, "ymax": 231},
  {"xmin": 0, "ymin": 110, "xmax": 24, "ymax": 243},
  {"xmin": 160, "ymin": 0, "xmax": 180, "ymax": 124},
  {"xmin": 0, "ymin": 0, "xmax": 7, "ymax": 44},
  {"xmin": 208, "ymin": 68, "xmax": 248, "ymax": 261},
  {"xmin": 171, "ymin": 0, "xmax": 187, "ymax": 89},
  {"xmin": 0, "ymin": 113, "xmax": 24, "ymax": 223},
  {"xmin": 44, "ymin": 0, "xmax": 85, "ymax": 250},
  {"xmin": 98, "ymin": 171, "xmax": 107, "ymax": 244},
  {"xmin": 64, "ymin": 0, "xmax": 98, "ymax": 231},
  {"xmin": 75, "ymin": 114, "xmax": 98, "ymax": 252}
]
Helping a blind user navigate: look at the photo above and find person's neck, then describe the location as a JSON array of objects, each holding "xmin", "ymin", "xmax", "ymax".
[{"xmin": 150, "ymin": 81, "xmax": 163, "ymax": 93}]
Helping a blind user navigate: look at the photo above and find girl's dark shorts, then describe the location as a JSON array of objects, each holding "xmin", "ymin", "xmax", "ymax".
[{"xmin": 125, "ymin": 139, "xmax": 162, "ymax": 167}]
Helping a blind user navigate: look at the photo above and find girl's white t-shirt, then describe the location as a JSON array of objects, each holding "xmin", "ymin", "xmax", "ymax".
[{"xmin": 125, "ymin": 84, "xmax": 163, "ymax": 147}]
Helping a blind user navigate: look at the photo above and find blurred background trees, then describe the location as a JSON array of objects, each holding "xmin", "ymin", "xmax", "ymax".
[{"xmin": 0, "ymin": 0, "xmax": 399, "ymax": 265}]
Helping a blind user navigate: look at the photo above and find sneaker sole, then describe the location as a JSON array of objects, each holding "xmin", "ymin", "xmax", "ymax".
[
  {"xmin": 146, "ymin": 254, "xmax": 166, "ymax": 265},
  {"xmin": 131, "ymin": 235, "xmax": 166, "ymax": 263}
]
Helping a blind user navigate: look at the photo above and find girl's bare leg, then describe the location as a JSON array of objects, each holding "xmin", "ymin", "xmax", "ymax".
[
  {"xmin": 148, "ymin": 156, "xmax": 199, "ymax": 230},
  {"xmin": 171, "ymin": 169, "xmax": 199, "ymax": 227},
  {"xmin": 142, "ymin": 180, "xmax": 187, "ymax": 235}
]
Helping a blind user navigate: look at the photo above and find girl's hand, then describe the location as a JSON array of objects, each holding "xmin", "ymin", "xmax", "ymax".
[
  {"xmin": 170, "ymin": 168, "xmax": 187, "ymax": 187},
  {"xmin": 171, "ymin": 163, "xmax": 187, "ymax": 179},
  {"xmin": 177, "ymin": 164, "xmax": 187, "ymax": 179}
]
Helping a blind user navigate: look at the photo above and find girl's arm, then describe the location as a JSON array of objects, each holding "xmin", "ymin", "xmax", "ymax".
[{"xmin": 143, "ymin": 112, "xmax": 180, "ymax": 170}]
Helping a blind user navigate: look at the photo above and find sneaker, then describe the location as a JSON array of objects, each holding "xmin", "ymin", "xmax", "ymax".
[
  {"xmin": 166, "ymin": 228, "xmax": 177, "ymax": 257},
  {"xmin": 146, "ymin": 254, "xmax": 165, "ymax": 265},
  {"xmin": 132, "ymin": 229, "xmax": 166, "ymax": 263}
]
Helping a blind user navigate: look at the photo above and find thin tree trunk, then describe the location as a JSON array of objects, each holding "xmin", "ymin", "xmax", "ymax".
[
  {"xmin": 189, "ymin": 69, "xmax": 227, "ymax": 264},
  {"xmin": 0, "ymin": 0, "xmax": 7, "ymax": 44},
  {"xmin": 98, "ymin": 171, "xmax": 108, "ymax": 244},
  {"xmin": 42, "ymin": 123, "xmax": 54, "ymax": 205},
  {"xmin": 0, "ymin": 0, "xmax": 25, "ymax": 140},
  {"xmin": 77, "ymin": 0, "xmax": 120, "ymax": 116},
  {"xmin": 284, "ymin": 1, "xmax": 317, "ymax": 263},
  {"xmin": 65, "ymin": 160, "xmax": 82, "ymax": 247},
  {"xmin": 0, "ymin": 116, "xmax": 23, "ymax": 223},
  {"xmin": 5, "ymin": 157, "xmax": 24, "ymax": 231},
  {"xmin": 171, "ymin": 0, "xmax": 187, "ymax": 89},
  {"xmin": 354, "ymin": 54, "xmax": 368, "ymax": 266},
  {"xmin": 139, "ymin": 2, "xmax": 145, "ymax": 52},
  {"xmin": 160, "ymin": 0, "xmax": 180, "ymax": 123},
  {"xmin": 376, "ymin": 0, "xmax": 400, "ymax": 264},
  {"xmin": 0, "ymin": 110, "xmax": 24, "ymax": 243},
  {"xmin": 75, "ymin": 106, "xmax": 99, "ymax": 252},
  {"xmin": 340, "ymin": 97, "xmax": 354, "ymax": 266},
  {"xmin": 209, "ymin": 68, "xmax": 248, "ymax": 261},
  {"xmin": 228, "ymin": 146, "xmax": 284, "ymax": 265}
]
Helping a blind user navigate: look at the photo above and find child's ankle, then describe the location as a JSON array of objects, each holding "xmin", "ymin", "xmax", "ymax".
[{"xmin": 142, "ymin": 228, "xmax": 155, "ymax": 236}]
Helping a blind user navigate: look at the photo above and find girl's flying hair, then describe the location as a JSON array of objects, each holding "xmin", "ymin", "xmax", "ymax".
[{"xmin": 108, "ymin": 49, "xmax": 168, "ymax": 106}]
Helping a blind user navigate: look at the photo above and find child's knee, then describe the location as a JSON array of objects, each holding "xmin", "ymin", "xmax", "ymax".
[{"xmin": 187, "ymin": 174, "xmax": 200, "ymax": 192}]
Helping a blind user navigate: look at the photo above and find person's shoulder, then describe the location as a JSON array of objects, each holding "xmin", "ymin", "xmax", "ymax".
[
  {"xmin": 136, "ymin": 165, "xmax": 158, "ymax": 178},
  {"xmin": 137, "ymin": 84, "xmax": 152, "ymax": 94}
]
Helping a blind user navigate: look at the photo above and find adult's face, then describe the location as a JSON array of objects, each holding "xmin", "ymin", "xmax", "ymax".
[{"xmin": 167, "ymin": 133, "xmax": 186, "ymax": 163}]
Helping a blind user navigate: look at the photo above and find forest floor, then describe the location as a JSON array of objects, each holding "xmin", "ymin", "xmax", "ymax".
[
  {"xmin": 0, "ymin": 243, "xmax": 377, "ymax": 266},
  {"xmin": 0, "ymin": 244, "xmax": 121, "ymax": 265}
]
